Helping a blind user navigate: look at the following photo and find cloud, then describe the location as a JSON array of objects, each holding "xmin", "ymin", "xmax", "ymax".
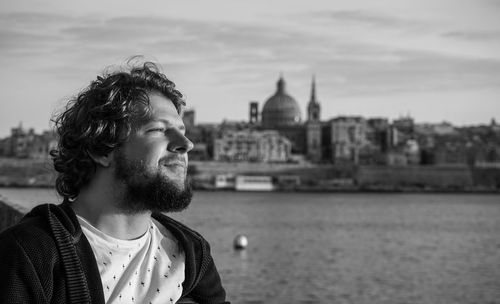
[
  {"xmin": 0, "ymin": 11, "xmax": 405, "ymax": 75},
  {"xmin": 443, "ymin": 30, "xmax": 500, "ymax": 41},
  {"xmin": 0, "ymin": 12, "xmax": 75, "ymax": 28},
  {"xmin": 0, "ymin": 12, "xmax": 95, "ymax": 61},
  {"xmin": 315, "ymin": 49, "xmax": 500, "ymax": 97},
  {"xmin": 0, "ymin": 29, "xmax": 61, "ymax": 53},
  {"xmin": 306, "ymin": 9, "xmax": 424, "ymax": 29},
  {"xmin": 2, "ymin": 10, "xmax": 499, "ymax": 102}
]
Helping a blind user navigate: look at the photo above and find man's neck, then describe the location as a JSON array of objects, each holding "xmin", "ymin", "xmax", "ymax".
[{"xmin": 71, "ymin": 181, "xmax": 151, "ymax": 240}]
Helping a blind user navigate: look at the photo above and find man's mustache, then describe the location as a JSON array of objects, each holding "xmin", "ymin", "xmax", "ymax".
[{"xmin": 159, "ymin": 156, "xmax": 186, "ymax": 167}]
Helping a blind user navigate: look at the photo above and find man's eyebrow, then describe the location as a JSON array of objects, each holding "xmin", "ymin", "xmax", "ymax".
[{"xmin": 149, "ymin": 119, "xmax": 185, "ymax": 130}]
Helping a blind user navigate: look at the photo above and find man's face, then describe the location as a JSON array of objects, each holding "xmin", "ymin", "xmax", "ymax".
[{"xmin": 113, "ymin": 93, "xmax": 194, "ymax": 213}]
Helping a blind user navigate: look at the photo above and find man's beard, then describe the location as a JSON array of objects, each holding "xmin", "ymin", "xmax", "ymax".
[{"xmin": 114, "ymin": 150, "xmax": 193, "ymax": 214}]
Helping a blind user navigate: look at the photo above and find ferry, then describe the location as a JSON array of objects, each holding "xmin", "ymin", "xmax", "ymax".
[
  {"xmin": 214, "ymin": 174, "xmax": 236, "ymax": 189},
  {"xmin": 235, "ymin": 175, "xmax": 274, "ymax": 191}
]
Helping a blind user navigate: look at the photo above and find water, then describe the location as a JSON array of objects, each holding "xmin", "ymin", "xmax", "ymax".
[{"xmin": 1, "ymin": 188, "xmax": 500, "ymax": 304}]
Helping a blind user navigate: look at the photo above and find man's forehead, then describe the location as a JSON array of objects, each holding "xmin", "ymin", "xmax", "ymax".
[
  {"xmin": 148, "ymin": 93, "xmax": 178, "ymax": 112},
  {"xmin": 137, "ymin": 96, "xmax": 182, "ymax": 124},
  {"xmin": 130, "ymin": 92, "xmax": 183, "ymax": 126}
]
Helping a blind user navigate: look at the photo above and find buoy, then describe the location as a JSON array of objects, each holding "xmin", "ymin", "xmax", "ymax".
[{"xmin": 233, "ymin": 234, "xmax": 248, "ymax": 250}]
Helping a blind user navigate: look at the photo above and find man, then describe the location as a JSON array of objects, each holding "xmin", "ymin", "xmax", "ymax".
[{"xmin": 0, "ymin": 61, "xmax": 229, "ymax": 304}]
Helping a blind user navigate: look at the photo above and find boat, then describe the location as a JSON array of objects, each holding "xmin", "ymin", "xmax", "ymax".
[{"xmin": 235, "ymin": 175, "xmax": 274, "ymax": 191}]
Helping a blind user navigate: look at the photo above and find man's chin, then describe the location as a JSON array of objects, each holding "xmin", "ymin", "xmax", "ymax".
[
  {"xmin": 170, "ymin": 181, "xmax": 187, "ymax": 192},
  {"xmin": 159, "ymin": 170, "xmax": 187, "ymax": 187},
  {"xmin": 114, "ymin": 152, "xmax": 193, "ymax": 213},
  {"xmin": 121, "ymin": 177, "xmax": 193, "ymax": 214},
  {"xmin": 152, "ymin": 182, "xmax": 193, "ymax": 213}
]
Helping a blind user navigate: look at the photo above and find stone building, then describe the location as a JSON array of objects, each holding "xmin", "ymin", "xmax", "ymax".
[
  {"xmin": 213, "ymin": 129, "xmax": 291, "ymax": 162},
  {"xmin": 261, "ymin": 76, "xmax": 302, "ymax": 128},
  {"xmin": 0, "ymin": 124, "xmax": 57, "ymax": 159},
  {"xmin": 259, "ymin": 76, "xmax": 307, "ymax": 154},
  {"xmin": 250, "ymin": 75, "xmax": 370, "ymax": 164},
  {"xmin": 182, "ymin": 109, "xmax": 195, "ymax": 130},
  {"xmin": 325, "ymin": 116, "xmax": 367, "ymax": 164},
  {"xmin": 392, "ymin": 115, "xmax": 415, "ymax": 146}
]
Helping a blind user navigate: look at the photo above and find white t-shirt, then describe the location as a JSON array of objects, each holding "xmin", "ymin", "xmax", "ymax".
[{"xmin": 78, "ymin": 216, "xmax": 185, "ymax": 304}]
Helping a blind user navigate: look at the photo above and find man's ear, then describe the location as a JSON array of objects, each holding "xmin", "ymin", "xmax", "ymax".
[{"xmin": 88, "ymin": 151, "xmax": 114, "ymax": 168}]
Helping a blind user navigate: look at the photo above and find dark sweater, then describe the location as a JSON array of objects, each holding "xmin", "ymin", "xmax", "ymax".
[{"xmin": 0, "ymin": 201, "xmax": 229, "ymax": 304}]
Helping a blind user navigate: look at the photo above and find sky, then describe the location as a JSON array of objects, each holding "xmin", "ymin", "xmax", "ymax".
[{"xmin": 0, "ymin": 0, "xmax": 499, "ymax": 137}]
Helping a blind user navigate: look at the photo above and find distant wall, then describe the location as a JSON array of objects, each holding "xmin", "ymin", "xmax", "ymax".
[
  {"xmin": 0, "ymin": 157, "xmax": 55, "ymax": 187},
  {"xmin": 0, "ymin": 196, "xmax": 25, "ymax": 232},
  {"xmin": 471, "ymin": 167, "xmax": 500, "ymax": 189},
  {"xmin": 191, "ymin": 160, "xmax": 319, "ymax": 175},
  {"xmin": 357, "ymin": 165, "xmax": 473, "ymax": 189}
]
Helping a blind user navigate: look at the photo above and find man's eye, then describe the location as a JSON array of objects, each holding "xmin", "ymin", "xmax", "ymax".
[{"xmin": 148, "ymin": 128, "xmax": 165, "ymax": 133}]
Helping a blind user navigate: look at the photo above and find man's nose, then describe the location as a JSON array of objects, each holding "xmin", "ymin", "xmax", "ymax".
[{"xmin": 167, "ymin": 131, "xmax": 194, "ymax": 154}]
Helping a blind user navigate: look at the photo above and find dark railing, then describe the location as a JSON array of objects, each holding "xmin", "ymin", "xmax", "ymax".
[{"xmin": 0, "ymin": 197, "xmax": 25, "ymax": 232}]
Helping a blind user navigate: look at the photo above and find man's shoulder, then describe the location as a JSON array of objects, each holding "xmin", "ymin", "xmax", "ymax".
[
  {"xmin": 0, "ymin": 204, "xmax": 59, "ymax": 258},
  {"xmin": 0, "ymin": 204, "xmax": 71, "ymax": 303}
]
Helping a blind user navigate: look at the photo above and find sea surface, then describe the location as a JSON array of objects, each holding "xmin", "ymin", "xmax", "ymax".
[{"xmin": 1, "ymin": 188, "xmax": 500, "ymax": 304}]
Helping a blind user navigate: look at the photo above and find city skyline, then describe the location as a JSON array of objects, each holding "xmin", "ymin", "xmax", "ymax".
[{"xmin": 1, "ymin": 0, "xmax": 499, "ymax": 137}]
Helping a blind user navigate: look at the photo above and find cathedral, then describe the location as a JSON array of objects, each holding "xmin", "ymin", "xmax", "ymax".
[{"xmin": 250, "ymin": 75, "xmax": 322, "ymax": 162}]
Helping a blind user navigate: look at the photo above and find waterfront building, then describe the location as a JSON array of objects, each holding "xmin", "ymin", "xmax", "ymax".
[
  {"xmin": 182, "ymin": 109, "xmax": 195, "ymax": 129},
  {"xmin": 434, "ymin": 140, "xmax": 468, "ymax": 165},
  {"xmin": 0, "ymin": 124, "xmax": 57, "ymax": 159},
  {"xmin": 8, "ymin": 124, "xmax": 36, "ymax": 158},
  {"xmin": 259, "ymin": 76, "xmax": 307, "ymax": 154},
  {"xmin": 385, "ymin": 151, "xmax": 410, "ymax": 166},
  {"xmin": 222, "ymin": 75, "xmax": 500, "ymax": 166},
  {"xmin": 415, "ymin": 122, "xmax": 456, "ymax": 136},
  {"xmin": 0, "ymin": 137, "xmax": 9, "ymax": 156},
  {"xmin": 249, "ymin": 75, "xmax": 399, "ymax": 164},
  {"xmin": 392, "ymin": 115, "xmax": 415, "ymax": 147},
  {"xmin": 261, "ymin": 75, "xmax": 302, "ymax": 128},
  {"xmin": 393, "ymin": 115, "xmax": 415, "ymax": 135},
  {"xmin": 249, "ymin": 101, "xmax": 259, "ymax": 125},
  {"xmin": 403, "ymin": 139, "xmax": 421, "ymax": 165},
  {"xmin": 366, "ymin": 118, "xmax": 390, "ymax": 152},
  {"xmin": 188, "ymin": 143, "xmax": 210, "ymax": 161},
  {"xmin": 358, "ymin": 118, "xmax": 392, "ymax": 164},
  {"xmin": 325, "ymin": 116, "xmax": 367, "ymax": 164},
  {"xmin": 182, "ymin": 111, "xmax": 218, "ymax": 161},
  {"xmin": 491, "ymin": 118, "xmax": 500, "ymax": 134},
  {"xmin": 213, "ymin": 129, "xmax": 291, "ymax": 162},
  {"xmin": 245, "ymin": 75, "xmax": 322, "ymax": 158}
]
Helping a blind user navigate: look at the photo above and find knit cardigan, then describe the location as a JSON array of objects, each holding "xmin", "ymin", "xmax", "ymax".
[{"xmin": 0, "ymin": 201, "xmax": 229, "ymax": 304}]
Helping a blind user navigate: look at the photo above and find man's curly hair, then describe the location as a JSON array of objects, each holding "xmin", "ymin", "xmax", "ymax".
[{"xmin": 50, "ymin": 60, "xmax": 185, "ymax": 200}]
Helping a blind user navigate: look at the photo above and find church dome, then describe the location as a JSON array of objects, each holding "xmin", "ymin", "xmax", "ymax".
[{"xmin": 261, "ymin": 76, "xmax": 302, "ymax": 128}]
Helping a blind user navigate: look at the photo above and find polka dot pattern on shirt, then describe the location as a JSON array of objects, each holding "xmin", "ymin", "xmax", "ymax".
[{"xmin": 77, "ymin": 216, "xmax": 185, "ymax": 304}]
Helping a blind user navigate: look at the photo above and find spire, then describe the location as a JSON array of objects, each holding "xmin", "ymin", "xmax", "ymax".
[
  {"xmin": 307, "ymin": 74, "xmax": 320, "ymax": 122},
  {"xmin": 277, "ymin": 73, "xmax": 285, "ymax": 94},
  {"xmin": 310, "ymin": 74, "xmax": 317, "ymax": 104}
]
